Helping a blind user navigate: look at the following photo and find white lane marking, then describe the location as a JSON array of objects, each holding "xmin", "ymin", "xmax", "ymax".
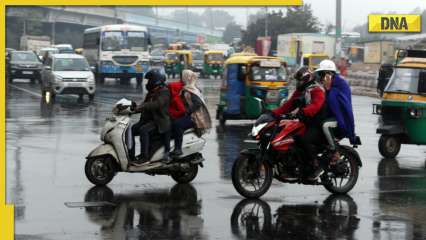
[{"xmin": 9, "ymin": 84, "xmax": 42, "ymax": 98}]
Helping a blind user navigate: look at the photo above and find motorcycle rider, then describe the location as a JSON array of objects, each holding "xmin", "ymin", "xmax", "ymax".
[
  {"xmin": 315, "ymin": 60, "xmax": 358, "ymax": 164},
  {"xmin": 130, "ymin": 69, "xmax": 171, "ymax": 165},
  {"xmin": 269, "ymin": 66, "xmax": 328, "ymax": 181}
]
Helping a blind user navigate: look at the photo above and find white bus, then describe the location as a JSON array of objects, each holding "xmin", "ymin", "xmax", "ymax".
[{"xmin": 83, "ymin": 24, "xmax": 151, "ymax": 85}]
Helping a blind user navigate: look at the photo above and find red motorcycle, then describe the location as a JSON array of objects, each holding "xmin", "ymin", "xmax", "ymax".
[{"xmin": 231, "ymin": 114, "xmax": 362, "ymax": 199}]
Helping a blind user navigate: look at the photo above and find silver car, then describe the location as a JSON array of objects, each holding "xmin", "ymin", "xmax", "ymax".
[{"xmin": 41, "ymin": 53, "xmax": 96, "ymax": 101}]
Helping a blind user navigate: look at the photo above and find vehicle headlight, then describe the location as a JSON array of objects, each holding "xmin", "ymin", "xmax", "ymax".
[{"xmin": 87, "ymin": 74, "xmax": 95, "ymax": 83}]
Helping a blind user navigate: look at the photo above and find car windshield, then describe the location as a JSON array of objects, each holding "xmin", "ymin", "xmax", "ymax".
[
  {"xmin": 12, "ymin": 52, "xmax": 38, "ymax": 62},
  {"xmin": 57, "ymin": 47, "xmax": 73, "ymax": 53},
  {"xmin": 102, "ymin": 31, "xmax": 125, "ymax": 51},
  {"xmin": 40, "ymin": 49, "xmax": 59, "ymax": 56},
  {"xmin": 192, "ymin": 51, "xmax": 203, "ymax": 60},
  {"xmin": 151, "ymin": 49, "xmax": 164, "ymax": 56},
  {"xmin": 251, "ymin": 66, "xmax": 287, "ymax": 81},
  {"xmin": 311, "ymin": 57, "xmax": 328, "ymax": 65},
  {"xmin": 385, "ymin": 67, "xmax": 424, "ymax": 93},
  {"xmin": 207, "ymin": 54, "xmax": 224, "ymax": 61},
  {"xmin": 166, "ymin": 53, "xmax": 178, "ymax": 61},
  {"xmin": 53, "ymin": 58, "xmax": 90, "ymax": 71}
]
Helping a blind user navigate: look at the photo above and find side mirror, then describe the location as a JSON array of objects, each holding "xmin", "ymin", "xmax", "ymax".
[
  {"xmin": 418, "ymin": 72, "xmax": 426, "ymax": 94},
  {"xmin": 44, "ymin": 66, "xmax": 51, "ymax": 71},
  {"xmin": 90, "ymin": 66, "xmax": 96, "ymax": 72}
]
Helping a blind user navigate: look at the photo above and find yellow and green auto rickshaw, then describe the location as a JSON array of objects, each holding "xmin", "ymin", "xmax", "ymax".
[
  {"xmin": 300, "ymin": 53, "xmax": 329, "ymax": 70},
  {"xmin": 216, "ymin": 53, "xmax": 289, "ymax": 125},
  {"xmin": 203, "ymin": 50, "xmax": 225, "ymax": 79},
  {"xmin": 373, "ymin": 50, "xmax": 426, "ymax": 158},
  {"xmin": 176, "ymin": 50, "xmax": 193, "ymax": 75},
  {"xmin": 164, "ymin": 50, "xmax": 180, "ymax": 78}
]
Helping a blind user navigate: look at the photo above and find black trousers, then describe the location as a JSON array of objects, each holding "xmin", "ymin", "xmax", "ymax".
[
  {"xmin": 131, "ymin": 121, "xmax": 170, "ymax": 159},
  {"xmin": 294, "ymin": 126, "xmax": 322, "ymax": 170}
]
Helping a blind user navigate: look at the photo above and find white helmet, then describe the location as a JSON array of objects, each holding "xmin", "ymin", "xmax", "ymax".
[{"xmin": 315, "ymin": 59, "xmax": 337, "ymax": 73}]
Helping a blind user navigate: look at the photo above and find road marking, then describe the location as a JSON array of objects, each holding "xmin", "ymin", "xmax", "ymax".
[{"xmin": 9, "ymin": 84, "xmax": 42, "ymax": 98}]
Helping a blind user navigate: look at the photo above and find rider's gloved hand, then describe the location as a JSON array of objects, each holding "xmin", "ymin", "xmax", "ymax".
[
  {"xmin": 130, "ymin": 101, "xmax": 137, "ymax": 111},
  {"xmin": 296, "ymin": 111, "xmax": 307, "ymax": 122}
]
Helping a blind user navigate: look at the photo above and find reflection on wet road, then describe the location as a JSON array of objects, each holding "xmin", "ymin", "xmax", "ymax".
[{"xmin": 6, "ymin": 78, "xmax": 426, "ymax": 239}]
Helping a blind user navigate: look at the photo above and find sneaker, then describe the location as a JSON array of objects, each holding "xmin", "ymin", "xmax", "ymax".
[
  {"xmin": 162, "ymin": 154, "xmax": 173, "ymax": 164},
  {"xmin": 170, "ymin": 149, "xmax": 183, "ymax": 157},
  {"xmin": 307, "ymin": 167, "xmax": 324, "ymax": 181},
  {"xmin": 131, "ymin": 155, "xmax": 148, "ymax": 166}
]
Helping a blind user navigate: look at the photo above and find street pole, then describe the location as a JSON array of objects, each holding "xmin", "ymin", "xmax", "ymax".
[
  {"xmin": 264, "ymin": 6, "xmax": 268, "ymax": 37},
  {"xmin": 335, "ymin": 0, "xmax": 342, "ymax": 57}
]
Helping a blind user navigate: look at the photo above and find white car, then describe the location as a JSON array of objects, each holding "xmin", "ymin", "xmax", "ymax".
[{"xmin": 41, "ymin": 53, "xmax": 96, "ymax": 100}]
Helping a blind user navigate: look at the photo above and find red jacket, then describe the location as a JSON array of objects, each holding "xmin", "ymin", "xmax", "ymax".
[
  {"xmin": 272, "ymin": 83, "xmax": 325, "ymax": 118},
  {"xmin": 168, "ymin": 81, "xmax": 187, "ymax": 120}
]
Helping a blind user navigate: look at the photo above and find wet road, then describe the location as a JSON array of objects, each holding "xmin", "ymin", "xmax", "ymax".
[{"xmin": 6, "ymin": 78, "xmax": 426, "ymax": 240}]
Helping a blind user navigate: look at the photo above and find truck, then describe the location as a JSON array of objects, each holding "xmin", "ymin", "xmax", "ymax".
[
  {"xmin": 277, "ymin": 33, "xmax": 335, "ymax": 66},
  {"xmin": 20, "ymin": 35, "xmax": 51, "ymax": 53}
]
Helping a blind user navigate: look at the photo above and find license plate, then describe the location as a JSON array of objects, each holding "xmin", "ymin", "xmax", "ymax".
[
  {"xmin": 23, "ymin": 71, "xmax": 33, "ymax": 74},
  {"xmin": 68, "ymin": 82, "xmax": 83, "ymax": 87}
]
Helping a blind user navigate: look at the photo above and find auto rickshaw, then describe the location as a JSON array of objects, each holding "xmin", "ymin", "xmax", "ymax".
[
  {"xmin": 373, "ymin": 49, "xmax": 426, "ymax": 158},
  {"xmin": 175, "ymin": 50, "xmax": 193, "ymax": 76},
  {"xmin": 203, "ymin": 50, "xmax": 224, "ymax": 79},
  {"xmin": 216, "ymin": 53, "xmax": 289, "ymax": 125},
  {"xmin": 300, "ymin": 53, "xmax": 329, "ymax": 70},
  {"xmin": 164, "ymin": 50, "xmax": 180, "ymax": 78}
]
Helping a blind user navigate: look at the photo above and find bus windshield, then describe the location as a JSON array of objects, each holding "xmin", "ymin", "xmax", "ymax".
[
  {"xmin": 385, "ymin": 67, "xmax": 424, "ymax": 93},
  {"xmin": 127, "ymin": 31, "xmax": 147, "ymax": 51},
  {"xmin": 251, "ymin": 66, "xmax": 287, "ymax": 81},
  {"xmin": 102, "ymin": 31, "xmax": 148, "ymax": 51},
  {"xmin": 102, "ymin": 31, "xmax": 124, "ymax": 51}
]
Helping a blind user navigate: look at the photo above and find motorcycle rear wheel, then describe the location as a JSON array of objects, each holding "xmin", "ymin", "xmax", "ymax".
[
  {"xmin": 232, "ymin": 154, "xmax": 273, "ymax": 199},
  {"xmin": 321, "ymin": 146, "xmax": 359, "ymax": 194}
]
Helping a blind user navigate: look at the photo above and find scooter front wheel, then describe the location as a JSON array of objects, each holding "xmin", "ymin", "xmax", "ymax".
[{"xmin": 85, "ymin": 156, "xmax": 116, "ymax": 186}]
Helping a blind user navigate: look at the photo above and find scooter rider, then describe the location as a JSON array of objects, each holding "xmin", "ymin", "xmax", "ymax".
[
  {"xmin": 130, "ymin": 69, "xmax": 171, "ymax": 165},
  {"xmin": 269, "ymin": 66, "xmax": 328, "ymax": 181}
]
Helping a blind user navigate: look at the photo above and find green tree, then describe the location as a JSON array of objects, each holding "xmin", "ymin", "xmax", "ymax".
[
  {"xmin": 242, "ymin": 4, "xmax": 320, "ymax": 51},
  {"xmin": 222, "ymin": 22, "xmax": 242, "ymax": 44}
]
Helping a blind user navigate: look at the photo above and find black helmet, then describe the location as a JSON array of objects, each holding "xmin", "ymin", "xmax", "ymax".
[
  {"xmin": 294, "ymin": 66, "xmax": 313, "ymax": 91},
  {"xmin": 145, "ymin": 69, "xmax": 165, "ymax": 91},
  {"xmin": 294, "ymin": 66, "xmax": 312, "ymax": 82}
]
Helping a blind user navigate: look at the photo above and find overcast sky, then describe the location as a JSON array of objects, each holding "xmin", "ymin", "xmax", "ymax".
[{"xmin": 158, "ymin": 0, "xmax": 425, "ymax": 31}]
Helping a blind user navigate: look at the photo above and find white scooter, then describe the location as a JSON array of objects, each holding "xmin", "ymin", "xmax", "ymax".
[{"xmin": 85, "ymin": 99, "xmax": 206, "ymax": 185}]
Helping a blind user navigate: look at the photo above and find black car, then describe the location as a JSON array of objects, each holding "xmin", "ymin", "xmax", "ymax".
[{"xmin": 6, "ymin": 51, "xmax": 43, "ymax": 83}]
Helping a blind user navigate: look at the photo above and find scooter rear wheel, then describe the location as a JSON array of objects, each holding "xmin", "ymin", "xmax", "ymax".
[
  {"xmin": 85, "ymin": 156, "xmax": 116, "ymax": 186},
  {"xmin": 171, "ymin": 164, "xmax": 198, "ymax": 183}
]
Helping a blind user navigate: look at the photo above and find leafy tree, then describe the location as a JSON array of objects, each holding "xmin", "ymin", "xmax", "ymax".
[
  {"xmin": 222, "ymin": 22, "xmax": 242, "ymax": 43},
  {"xmin": 242, "ymin": 4, "xmax": 320, "ymax": 51}
]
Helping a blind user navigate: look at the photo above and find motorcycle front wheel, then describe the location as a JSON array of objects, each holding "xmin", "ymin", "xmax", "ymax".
[{"xmin": 232, "ymin": 154, "xmax": 273, "ymax": 199}]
